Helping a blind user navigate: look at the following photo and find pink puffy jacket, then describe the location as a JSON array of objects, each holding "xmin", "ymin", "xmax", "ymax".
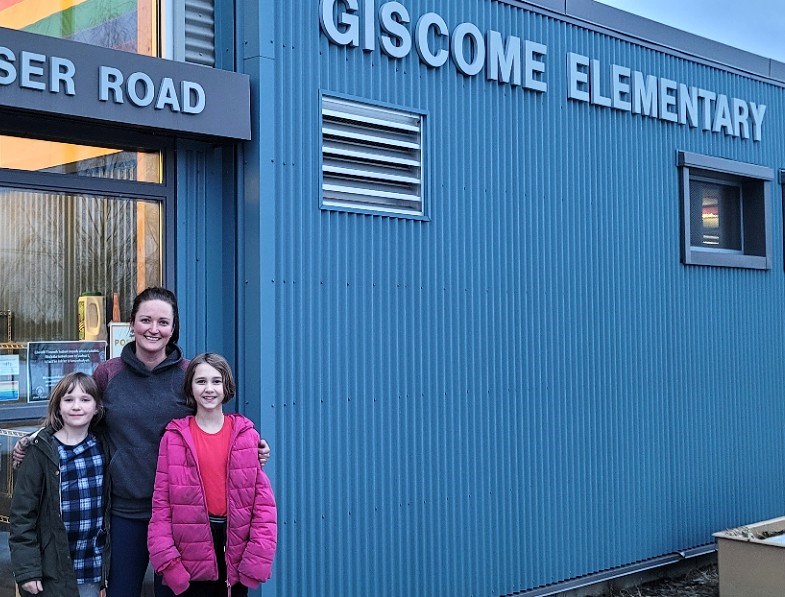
[{"xmin": 147, "ymin": 414, "xmax": 277, "ymax": 594}]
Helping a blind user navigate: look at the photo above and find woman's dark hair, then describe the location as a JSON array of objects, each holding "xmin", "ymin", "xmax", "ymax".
[
  {"xmin": 130, "ymin": 286, "xmax": 180, "ymax": 347},
  {"xmin": 43, "ymin": 372, "xmax": 103, "ymax": 431},
  {"xmin": 183, "ymin": 353, "xmax": 237, "ymax": 408}
]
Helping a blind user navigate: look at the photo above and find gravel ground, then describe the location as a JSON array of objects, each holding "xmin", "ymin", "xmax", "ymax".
[{"xmin": 604, "ymin": 564, "xmax": 719, "ymax": 597}]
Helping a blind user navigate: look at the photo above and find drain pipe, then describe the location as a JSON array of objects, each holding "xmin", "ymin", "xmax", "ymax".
[{"xmin": 514, "ymin": 544, "xmax": 716, "ymax": 597}]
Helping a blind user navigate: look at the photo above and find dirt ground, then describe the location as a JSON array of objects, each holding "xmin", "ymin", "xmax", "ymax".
[{"xmin": 605, "ymin": 564, "xmax": 719, "ymax": 597}]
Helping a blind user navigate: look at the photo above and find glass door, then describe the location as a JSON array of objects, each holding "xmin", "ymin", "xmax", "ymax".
[{"xmin": 0, "ymin": 133, "xmax": 171, "ymax": 563}]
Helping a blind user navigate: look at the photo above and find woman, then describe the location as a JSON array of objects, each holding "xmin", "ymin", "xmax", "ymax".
[{"xmin": 95, "ymin": 287, "xmax": 271, "ymax": 597}]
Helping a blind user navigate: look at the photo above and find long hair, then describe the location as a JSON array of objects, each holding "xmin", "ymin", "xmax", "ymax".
[
  {"xmin": 183, "ymin": 353, "xmax": 237, "ymax": 408},
  {"xmin": 130, "ymin": 286, "xmax": 180, "ymax": 347},
  {"xmin": 43, "ymin": 372, "xmax": 103, "ymax": 431}
]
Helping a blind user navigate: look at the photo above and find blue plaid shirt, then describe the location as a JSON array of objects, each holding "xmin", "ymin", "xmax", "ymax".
[{"xmin": 56, "ymin": 434, "xmax": 105, "ymax": 585}]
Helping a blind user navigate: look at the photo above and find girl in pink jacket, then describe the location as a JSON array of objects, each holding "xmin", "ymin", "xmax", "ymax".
[{"xmin": 147, "ymin": 353, "xmax": 277, "ymax": 596}]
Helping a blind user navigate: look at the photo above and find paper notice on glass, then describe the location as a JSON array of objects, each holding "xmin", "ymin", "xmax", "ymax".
[
  {"xmin": 27, "ymin": 341, "xmax": 106, "ymax": 402},
  {"xmin": 0, "ymin": 355, "xmax": 18, "ymax": 376},
  {"xmin": 0, "ymin": 354, "xmax": 20, "ymax": 401},
  {"xmin": 109, "ymin": 323, "xmax": 134, "ymax": 359}
]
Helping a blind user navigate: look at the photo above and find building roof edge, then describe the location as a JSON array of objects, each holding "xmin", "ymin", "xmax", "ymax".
[{"xmin": 495, "ymin": 0, "xmax": 785, "ymax": 85}]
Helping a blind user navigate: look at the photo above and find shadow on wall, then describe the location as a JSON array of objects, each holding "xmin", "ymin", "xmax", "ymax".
[{"xmin": 0, "ymin": 532, "xmax": 155, "ymax": 596}]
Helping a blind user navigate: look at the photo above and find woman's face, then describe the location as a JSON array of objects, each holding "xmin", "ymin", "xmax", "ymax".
[{"xmin": 131, "ymin": 299, "xmax": 174, "ymax": 359}]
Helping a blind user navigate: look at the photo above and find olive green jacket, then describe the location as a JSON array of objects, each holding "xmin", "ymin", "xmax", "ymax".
[{"xmin": 8, "ymin": 427, "xmax": 109, "ymax": 596}]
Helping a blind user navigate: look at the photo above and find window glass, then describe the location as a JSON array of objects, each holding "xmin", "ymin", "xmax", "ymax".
[
  {"xmin": 0, "ymin": 136, "xmax": 165, "ymax": 411},
  {"xmin": 0, "ymin": 188, "xmax": 162, "ymax": 347},
  {"xmin": 678, "ymin": 151, "xmax": 772, "ymax": 270},
  {"xmin": 690, "ymin": 180, "xmax": 741, "ymax": 251},
  {"xmin": 1, "ymin": 421, "xmax": 40, "ymax": 526},
  {"xmin": 0, "ymin": 136, "xmax": 162, "ymax": 183},
  {"xmin": 0, "ymin": 0, "xmax": 159, "ymax": 56}
]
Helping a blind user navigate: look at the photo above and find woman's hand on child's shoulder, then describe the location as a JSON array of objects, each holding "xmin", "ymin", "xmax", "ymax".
[
  {"xmin": 12, "ymin": 435, "xmax": 31, "ymax": 470},
  {"xmin": 21, "ymin": 579, "xmax": 43, "ymax": 594},
  {"xmin": 258, "ymin": 438, "xmax": 270, "ymax": 467}
]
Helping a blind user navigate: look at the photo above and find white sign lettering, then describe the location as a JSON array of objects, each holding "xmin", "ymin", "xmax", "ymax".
[
  {"xmin": 0, "ymin": 46, "xmax": 76, "ymax": 94},
  {"xmin": 0, "ymin": 45, "xmax": 206, "ymax": 115},
  {"xmin": 320, "ymin": 0, "xmax": 548, "ymax": 93},
  {"xmin": 320, "ymin": 0, "xmax": 767, "ymax": 141},
  {"xmin": 99, "ymin": 66, "xmax": 206, "ymax": 114},
  {"xmin": 567, "ymin": 53, "xmax": 766, "ymax": 141}
]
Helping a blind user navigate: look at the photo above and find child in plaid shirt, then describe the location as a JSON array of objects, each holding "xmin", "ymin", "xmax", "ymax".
[{"xmin": 9, "ymin": 371, "xmax": 108, "ymax": 597}]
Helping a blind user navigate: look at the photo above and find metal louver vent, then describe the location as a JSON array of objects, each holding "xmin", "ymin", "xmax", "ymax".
[{"xmin": 322, "ymin": 96, "xmax": 423, "ymax": 216}]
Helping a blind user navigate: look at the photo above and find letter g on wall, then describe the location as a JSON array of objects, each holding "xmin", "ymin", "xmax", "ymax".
[{"xmin": 320, "ymin": 0, "xmax": 360, "ymax": 47}]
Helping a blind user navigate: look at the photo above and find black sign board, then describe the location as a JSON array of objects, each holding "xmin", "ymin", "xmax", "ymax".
[{"xmin": 0, "ymin": 26, "xmax": 251, "ymax": 140}]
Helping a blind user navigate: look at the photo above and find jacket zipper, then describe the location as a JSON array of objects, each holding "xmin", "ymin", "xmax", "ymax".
[
  {"xmin": 224, "ymin": 419, "xmax": 237, "ymax": 595},
  {"xmin": 185, "ymin": 418, "xmax": 241, "ymax": 583}
]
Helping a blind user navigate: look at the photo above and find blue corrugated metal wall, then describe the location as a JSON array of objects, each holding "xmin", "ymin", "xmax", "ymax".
[
  {"xmin": 176, "ymin": 143, "xmax": 237, "ymax": 364},
  {"xmin": 244, "ymin": 1, "xmax": 785, "ymax": 594}
]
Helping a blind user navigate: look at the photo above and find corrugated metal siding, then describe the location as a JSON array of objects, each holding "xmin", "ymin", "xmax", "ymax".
[
  {"xmin": 258, "ymin": 1, "xmax": 785, "ymax": 595},
  {"xmin": 184, "ymin": 0, "xmax": 215, "ymax": 66},
  {"xmin": 176, "ymin": 143, "xmax": 235, "ymax": 361}
]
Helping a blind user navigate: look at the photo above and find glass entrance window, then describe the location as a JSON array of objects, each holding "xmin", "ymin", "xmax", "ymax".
[
  {"xmin": 0, "ymin": 188, "xmax": 162, "ymax": 343},
  {"xmin": 0, "ymin": 134, "xmax": 165, "ymax": 409},
  {"xmin": 0, "ymin": 136, "xmax": 162, "ymax": 182},
  {"xmin": 0, "ymin": 0, "xmax": 159, "ymax": 56}
]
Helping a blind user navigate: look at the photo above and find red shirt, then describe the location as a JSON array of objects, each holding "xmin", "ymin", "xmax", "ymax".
[{"xmin": 190, "ymin": 417, "xmax": 232, "ymax": 516}]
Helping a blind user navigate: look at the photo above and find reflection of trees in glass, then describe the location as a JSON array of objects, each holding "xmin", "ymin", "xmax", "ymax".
[
  {"xmin": 75, "ymin": 196, "xmax": 161, "ymax": 321},
  {"xmin": 0, "ymin": 190, "xmax": 66, "ymax": 339},
  {"xmin": 76, "ymin": 196, "xmax": 136, "ymax": 308},
  {"xmin": 42, "ymin": 151, "xmax": 157, "ymax": 182},
  {"xmin": 70, "ymin": 11, "xmax": 138, "ymax": 54},
  {"xmin": 0, "ymin": 189, "xmax": 161, "ymax": 342},
  {"xmin": 139, "ymin": 201, "xmax": 162, "ymax": 297}
]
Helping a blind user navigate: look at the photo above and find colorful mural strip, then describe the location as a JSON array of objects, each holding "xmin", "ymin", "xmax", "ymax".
[
  {"xmin": 0, "ymin": 0, "xmax": 153, "ymax": 55},
  {"xmin": 0, "ymin": 0, "xmax": 89, "ymax": 31},
  {"xmin": 21, "ymin": 0, "xmax": 135, "ymax": 40}
]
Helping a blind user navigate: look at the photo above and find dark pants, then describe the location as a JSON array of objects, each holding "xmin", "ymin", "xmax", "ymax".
[
  {"xmin": 182, "ymin": 517, "xmax": 248, "ymax": 597},
  {"xmin": 106, "ymin": 514, "xmax": 175, "ymax": 597}
]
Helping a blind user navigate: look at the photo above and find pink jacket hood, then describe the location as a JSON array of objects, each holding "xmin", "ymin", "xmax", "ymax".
[{"xmin": 147, "ymin": 414, "xmax": 277, "ymax": 594}]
